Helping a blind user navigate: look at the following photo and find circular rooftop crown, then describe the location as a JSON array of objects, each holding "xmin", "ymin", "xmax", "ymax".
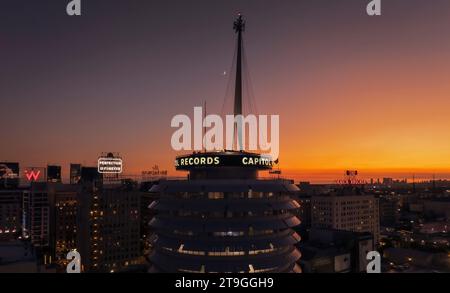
[{"xmin": 175, "ymin": 151, "xmax": 274, "ymax": 171}]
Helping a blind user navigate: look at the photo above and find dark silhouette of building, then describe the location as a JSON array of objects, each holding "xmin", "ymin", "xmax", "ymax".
[
  {"xmin": 140, "ymin": 181, "xmax": 160, "ymax": 256},
  {"xmin": 22, "ymin": 182, "xmax": 78, "ymax": 267},
  {"xmin": 70, "ymin": 164, "xmax": 82, "ymax": 184},
  {"xmin": 299, "ymin": 228, "xmax": 374, "ymax": 273},
  {"xmin": 47, "ymin": 165, "xmax": 62, "ymax": 183},
  {"xmin": 0, "ymin": 162, "xmax": 20, "ymax": 189},
  {"xmin": 379, "ymin": 197, "xmax": 399, "ymax": 227},
  {"xmin": 296, "ymin": 195, "xmax": 312, "ymax": 242},
  {"xmin": 0, "ymin": 189, "xmax": 22, "ymax": 240}
]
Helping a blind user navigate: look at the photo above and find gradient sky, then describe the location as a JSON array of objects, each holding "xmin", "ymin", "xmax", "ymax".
[{"xmin": 1, "ymin": 0, "xmax": 450, "ymax": 182}]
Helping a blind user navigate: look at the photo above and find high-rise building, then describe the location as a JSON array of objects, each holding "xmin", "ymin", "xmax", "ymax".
[
  {"xmin": 379, "ymin": 196, "xmax": 399, "ymax": 227},
  {"xmin": 296, "ymin": 195, "xmax": 312, "ymax": 241},
  {"xmin": 0, "ymin": 189, "xmax": 22, "ymax": 240},
  {"xmin": 149, "ymin": 15, "xmax": 301, "ymax": 273},
  {"xmin": 47, "ymin": 165, "xmax": 62, "ymax": 183},
  {"xmin": 140, "ymin": 181, "xmax": 160, "ymax": 256},
  {"xmin": 23, "ymin": 183, "xmax": 50, "ymax": 248},
  {"xmin": 77, "ymin": 173, "xmax": 143, "ymax": 273},
  {"xmin": 51, "ymin": 184, "xmax": 78, "ymax": 264},
  {"xmin": 149, "ymin": 153, "xmax": 302, "ymax": 273},
  {"xmin": 70, "ymin": 164, "xmax": 82, "ymax": 185},
  {"xmin": 311, "ymin": 191, "xmax": 380, "ymax": 246},
  {"xmin": 0, "ymin": 162, "xmax": 20, "ymax": 189},
  {"xmin": 23, "ymin": 167, "xmax": 143, "ymax": 272},
  {"xmin": 22, "ymin": 182, "xmax": 79, "ymax": 267}
]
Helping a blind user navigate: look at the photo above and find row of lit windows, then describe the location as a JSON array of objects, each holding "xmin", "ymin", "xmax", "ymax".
[
  {"xmin": 165, "ymin": 192, "xmax": 290, "ymax": 200},
  {"xmin": 162, "ymin": 210, "xmax": 291, "ymax": 218},
  {"xmin": 177, "ymin": 264, "xmax": 278, "ymax": 273},
  {"xmin": 172, "ymin": 229, "xmax": 278, "ymax": 237},
  {"xmin": 0, "ymin": 228, "xmax": 18, "ymax": 234},
  {"xmin": 162, "ymin": 243, "xmax": 281, "ymax": 257}
]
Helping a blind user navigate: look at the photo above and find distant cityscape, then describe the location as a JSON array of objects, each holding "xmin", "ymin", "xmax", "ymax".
[
  {"xmin": 1, "ymin": 158, "xmax": 450, "ymax": 273},
  {"xmin": 2, "ymin": 1, "xmax": 450, "ymax": 276}
]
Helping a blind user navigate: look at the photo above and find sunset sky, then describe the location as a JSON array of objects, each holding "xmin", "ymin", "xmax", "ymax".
[{"xmin": 1, "ymin": 0, "xmax": 450, "ymax": 182}]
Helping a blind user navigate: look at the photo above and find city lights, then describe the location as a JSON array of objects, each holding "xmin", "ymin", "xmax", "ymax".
[{"xmin": 1, "ymin": 0, "xmax": 450, "ymax": 286}]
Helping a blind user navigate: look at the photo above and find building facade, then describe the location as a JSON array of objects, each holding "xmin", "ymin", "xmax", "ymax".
[
  {"xmin": 149, "ymin": 152, "xmax": 302, "ymax": 273},
  {"xmin": 311, "ymin": 193, "xmax": 380, "ymax": 246},
  {"xmin": 0, "ymin": 189, "xmax": 22, "ymax": 240},
  {"xmin": 77, "ymin": 176, "xmax": 143, "ymax": 273}
]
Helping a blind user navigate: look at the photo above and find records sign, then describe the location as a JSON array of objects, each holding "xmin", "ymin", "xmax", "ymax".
[{"xmin": 175, "ymin": 152, "xmax": 274, "ymax": 171}]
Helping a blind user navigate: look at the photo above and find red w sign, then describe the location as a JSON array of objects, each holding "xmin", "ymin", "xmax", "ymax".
[{"xmin": 25, "ymin": 170, "xmax": 41, "ymax": 181}]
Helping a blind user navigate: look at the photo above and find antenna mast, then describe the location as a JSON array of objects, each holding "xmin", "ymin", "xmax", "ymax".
[
  {"xmin": 233, "ymin": 14, "xmax": 245, "ymax": 151},
  {"xmin": 203, "ymin": 100, "xmax": 206, "ymax": 152}
]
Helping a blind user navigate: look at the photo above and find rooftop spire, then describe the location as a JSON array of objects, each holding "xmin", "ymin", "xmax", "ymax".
[
  {"xmin": 233, "ymin": 14, "xmax": 245, "ymax": 151},
  {"xmin": 233, "ymin": 14, "xmax": 245, "ymax": 33}
]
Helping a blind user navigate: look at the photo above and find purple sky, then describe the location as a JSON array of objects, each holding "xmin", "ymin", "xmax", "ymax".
[{"xmin": 2, "ymin": 0, "xmax": 450, "ymax": 182}]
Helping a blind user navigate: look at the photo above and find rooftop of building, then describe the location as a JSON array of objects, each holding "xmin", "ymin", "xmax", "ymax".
[{"xmin": 0, "ymin": 240, "xmax": 35, "ymax": 265}]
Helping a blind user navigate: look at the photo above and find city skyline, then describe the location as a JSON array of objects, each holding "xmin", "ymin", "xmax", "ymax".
[
  {"xmin": 2, "ymin": 1, "xmax": 450, "ymax": 276},
  {"xmin": 2, "ymin": 0, "xmax": 450, "ymax": 182}
]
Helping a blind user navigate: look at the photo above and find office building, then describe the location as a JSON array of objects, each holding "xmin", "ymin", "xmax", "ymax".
[
  {"xmin": 47, "ymin": 165, "xmax": 62, "ymax": 183},
  {"xmin": 311, "ymin": 191, "xmax": 380, "ymax": 246},
  {"xmin": 140, "ymin": 181, "xmax": 160, "ymax": 255},
  {"xmin": 0, "ymin": 189, "xmax": 22, "ymax": 240},
  {"xmin": 23, "ymin": 183, "xmax": 50, "ymax": 248},
  {"xmin": 77, "ymin": 172, "xmax": 143, "ymax": 272},
  {"xmin": 70, "ymin": 164, "xmax": 82, "ymax": 185},
  {"xmin": 22, "ymin": 182, "xmax": 79, "ymax": 267},
  {"xmin": 0, "ymin": 162, "xmax": 20, "ymax": 189},
  {"xmin": 296, "ymin": 195, "xmax": 312, "ymax": 241},
  {"xmin": 299, "ymin": 228, "xmax": 374, "ymax": 273},
  {"xmin": 379, "ymin": 197, "xmax": 399, "ymax": 227}
]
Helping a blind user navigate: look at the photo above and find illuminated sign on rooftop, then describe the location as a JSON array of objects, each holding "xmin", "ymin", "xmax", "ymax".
[
  {"xmin": 98, "ymin": 157, "xmax": 123, "ymax": 174},
  {"xmin": 24, "ymin": 167, "xmax": 46, "ymax": 182},
  {"xmin": 175, "ymin": 152, "xmax": 274, "ymax": 171}
]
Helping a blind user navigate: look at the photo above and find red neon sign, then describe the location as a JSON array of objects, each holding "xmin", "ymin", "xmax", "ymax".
[
  {"xmin": 25, "ymin": 170, "xmax": 41, "ymax": 181},
  {"xmin": 335, "ymin": 179, "xmax": 367, "ymax": 185}
]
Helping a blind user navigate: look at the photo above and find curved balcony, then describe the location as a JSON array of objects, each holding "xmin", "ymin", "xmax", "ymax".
[{"xmin": 149, "ymin": 175, "xmax": 302, "ymax": 273}]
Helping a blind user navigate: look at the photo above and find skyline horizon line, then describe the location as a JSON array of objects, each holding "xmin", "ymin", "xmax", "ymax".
[{"xmin": 4, "ymin": 159, "xmax": 450, "ymax": 184}]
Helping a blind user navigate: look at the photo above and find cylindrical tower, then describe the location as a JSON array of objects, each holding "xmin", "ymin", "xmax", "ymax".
[
  {"xmin": 149, "ymin": 152, "xmax": 302, "ymax": 273},
  {"xmin": 149, "ymin": 15, "xmax": 301, "ymax": 273}
]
